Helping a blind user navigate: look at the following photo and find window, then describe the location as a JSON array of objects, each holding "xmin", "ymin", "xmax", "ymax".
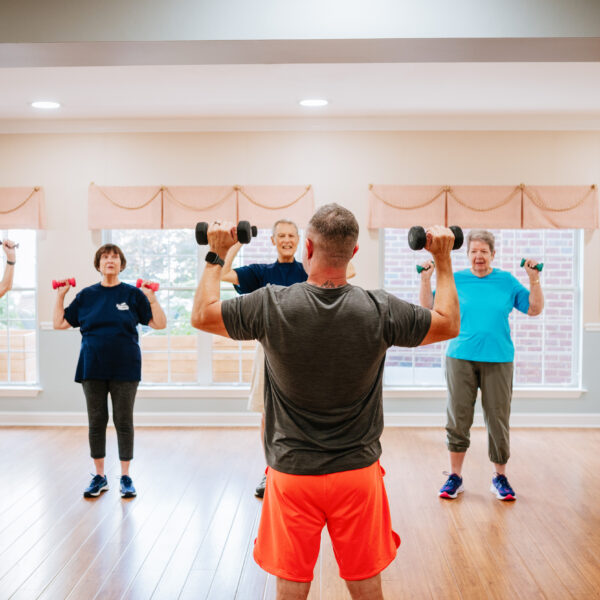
[
  {"xmin": 382, "ymin": 228, "xmax": 581, "ymax": 388},
  {"xmin": 0, "ymin": 230, "xmax": 37, "ymax": 384},
  {"xmin": 105, "ymin": 228, "xmax": 303, "ymax": 386},
  {"xmin": 106, "ymin": 230, "xmax": 201, "ymax": 384}
]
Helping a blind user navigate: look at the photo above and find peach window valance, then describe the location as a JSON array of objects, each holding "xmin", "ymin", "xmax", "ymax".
[
  {"xmin": 236, "ymin": 185, "xmax": 314, "ymax": 228},
  {"xmin": 368, "ymin": 184, "xmax": 598, "ymax": 229},
  {"xmin": 88, "ymin": 184, "xmax": 163, "ymax": 229},
  {"xmin": 163, "ymin": 186, "xmax": 237, "ymax": 228},
  {"xmin": 0, "ymin": 186, "xmax": 46, "ymax": 229},
  {"xmin": 88, "ymin": 183, "xmax": 314, "ymax": 229}
]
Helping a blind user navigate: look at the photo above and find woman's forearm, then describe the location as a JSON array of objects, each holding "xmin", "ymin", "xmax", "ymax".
[
  {"xmin": 149, "ymin": 300, "xmax": 167, "ymax": 329},
  {"xmin": 528, "ymin": 281, "xmax": 544, "ymax": 316},
  {"xmin": 419, "ymin": 278, "xmax": 434, "ymax": 309},
  {"xmin": 53, "ymin": 295, "xmax": 70, "ymax": 329},
  {"xmin": 0, "ymin": 263, "xmax": 14, "ymax": 298}
]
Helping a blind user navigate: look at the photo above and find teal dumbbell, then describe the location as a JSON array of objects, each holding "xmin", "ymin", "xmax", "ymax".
[
  {"xmin": 416, "ymin": 262, "xmax": 434, "ymax": 274},
  {"xmin": 520, "ymin": 258, "xmax": 543, "ymax": 272}
]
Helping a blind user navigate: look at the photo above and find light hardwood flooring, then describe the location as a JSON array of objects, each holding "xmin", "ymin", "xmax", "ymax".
[{"xmin": 0, "ymin": 426, "xmax": 599, "ymax": 599}]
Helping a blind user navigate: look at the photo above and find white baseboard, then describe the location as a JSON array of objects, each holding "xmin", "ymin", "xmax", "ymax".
[
  {"xmin": 0, "ymin": 411, "xmax": 261, "ymax": 427},
  {"xmin": 384, "ymin": 412, "xmax": 600, "ymax": 427},
  {"xmin": 0, "ymin": 411, "xmax": 599, "ymax": 427}
]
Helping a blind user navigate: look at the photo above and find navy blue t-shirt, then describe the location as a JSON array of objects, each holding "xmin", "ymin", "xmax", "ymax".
[
  {"xmin": 234, "ymin": 260, "xmax": 308, "ymax": 294},
  {"xmin": 64, "ymin": 283, "xmax": 152, "ymax": 382}
]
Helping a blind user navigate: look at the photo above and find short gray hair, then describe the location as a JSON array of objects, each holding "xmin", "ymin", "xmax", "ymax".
[
  {"xmin": 467, "ymin": 229, "xmax": 495, "ymax": 254},
  {"xmin": 272, "ymin": 219, "xmax": 299, "ymax": 236},
  {"xmin": 308, "ymin": 203, "xmax": 359, "ymax": 267}
]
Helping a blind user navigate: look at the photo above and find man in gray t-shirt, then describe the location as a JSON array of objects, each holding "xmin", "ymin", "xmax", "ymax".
[
  {"xmin": 221, "ymin": 283, "xmax": 431, "ymax": 476},
  {"xmin": 191, "ymin": 204, "xmax": 459, "ymax": 600}
]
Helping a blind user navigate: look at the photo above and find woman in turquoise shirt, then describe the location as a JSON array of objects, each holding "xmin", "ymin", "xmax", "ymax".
[{"xmin": 419, "ymin": 229, "xmax": 544, "ymax": 501}]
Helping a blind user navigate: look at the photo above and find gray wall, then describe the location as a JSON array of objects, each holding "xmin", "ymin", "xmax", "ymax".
[{"xmin": 1, "ymin": 0, "xmax": 600, "ymax": 42}]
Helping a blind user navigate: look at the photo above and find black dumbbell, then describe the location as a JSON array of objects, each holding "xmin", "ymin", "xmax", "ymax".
[
  {"xmin": 520, "ymin": 258, "xmax": 543, "ymax": 272},
  {"xmin": 195, "ymin": 221, "xmax": 258, "ymax": 245},
  {"xmin": 408, "ymin": 226, "xmax": 463, "ymax": 251}
]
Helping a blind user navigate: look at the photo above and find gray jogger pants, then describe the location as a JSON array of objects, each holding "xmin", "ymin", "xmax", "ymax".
[{"xmin": 445, "ymin": 356, "xmax": 513, "ymax": 465}]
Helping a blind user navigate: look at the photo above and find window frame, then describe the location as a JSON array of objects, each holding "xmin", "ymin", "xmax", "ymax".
[
  {"xmin": 0, "ymin": 229, "xmax": 39, "ymax": 387},
  {"xmin": 102, "ymin": 228, "xmax": 288, "ymax": 388},
  {"xmin": 379, "ymin": 228, "xmax": 584, "ymax": 391},
  {"xmin": 103, "ymin": 229, "xmax": 211, "ymax": 386}
]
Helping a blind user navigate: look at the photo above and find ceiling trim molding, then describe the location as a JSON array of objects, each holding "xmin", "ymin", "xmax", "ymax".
[
  {"xmin": 2, "ymin": 114, "xmax": 600, "ymax": 134},
  {"xmin": 2, "ymin": 37, "xmax": 600, "ymax": 68}
]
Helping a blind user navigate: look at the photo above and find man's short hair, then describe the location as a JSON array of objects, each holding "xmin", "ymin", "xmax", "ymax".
[
  {"xmin": 466, "ymin": 229, "xmax": 495, "ymax": 254},
  {"xmin": 94, "ymin": 243, "xmax": 127, "ymax": 272},
  {"xmin": 308, "ymin": 204, "xmax": 359, "ymax": 267},
  {"xmin": 272, "ymin": 219, "xmax": 299, "ymax": 236}
]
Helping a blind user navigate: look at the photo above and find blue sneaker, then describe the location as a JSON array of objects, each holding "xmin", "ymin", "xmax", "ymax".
[
  {"xmin": 439, "ymin": 472, "xmax": 464, "ymax": 499},
  {"xmin": 120, "ymin": 475, "xmax": 137, "ymax": 498},
  {"xmin": 490, "ymin": 474, "xmax": 516, "ymax": 501},
  {"xmin": 84, "ymin": 474, "xmax": 109, "ymax": 498}
]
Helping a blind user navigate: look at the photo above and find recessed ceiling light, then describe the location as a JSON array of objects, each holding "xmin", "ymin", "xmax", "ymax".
[
  {"xmin": 299, "ymin": 99, "xmax": 328, "ymax": 107},
  {"xmin": 31, "ymin": 101, "xmax": 61, "ymax": 109}
]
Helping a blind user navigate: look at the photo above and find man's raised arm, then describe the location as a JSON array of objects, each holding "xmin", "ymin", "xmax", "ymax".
[
  {"xmin": 221, "ymin": 241, "xmax": 242, "ymax": 285},
  {"xmin": 191, "ymin": 222, "xmax": 238, "ymax": 337},
  {"xmin": 419, "ymin": 226, "xmax": 460, "ymax": 346}
]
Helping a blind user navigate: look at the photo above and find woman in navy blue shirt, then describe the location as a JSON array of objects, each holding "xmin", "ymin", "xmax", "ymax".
[{"xmin": 53, "ymin": 244, "xmax": 166, "ymax": 499}]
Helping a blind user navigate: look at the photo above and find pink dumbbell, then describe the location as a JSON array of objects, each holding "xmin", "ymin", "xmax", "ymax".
[
  {"xmin": 136, "ymin": 278, "xmax": 159, "ymax": 292},
  {"xmin": 52, "ymin": 278, "xmax": 76, "ymax": 289}
]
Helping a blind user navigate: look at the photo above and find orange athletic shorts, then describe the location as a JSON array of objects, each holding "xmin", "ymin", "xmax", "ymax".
[{"xmin": 253, "ymin": 461, "xmax": 400, "ymax": 582}]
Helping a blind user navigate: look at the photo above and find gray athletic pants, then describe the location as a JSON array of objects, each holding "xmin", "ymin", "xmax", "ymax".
[
  {"xmin": 445, "ymin": 356, "xmax": 513, "ymax": 465},
  {"xmin": 82, "ymin": 379, "xmax": 139, "ymax": 461}
]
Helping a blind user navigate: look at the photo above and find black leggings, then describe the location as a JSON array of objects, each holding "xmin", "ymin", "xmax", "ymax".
[{"xmin": 82, "ymin": 379, "xmax": 139, "ymax": 461}]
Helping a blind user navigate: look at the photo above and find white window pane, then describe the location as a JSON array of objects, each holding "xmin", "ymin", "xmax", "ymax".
[
  {"xmin": 212, "ymin": 337, "xmax": 255, "ymax": 384},
  {"xmin": 106, "ymin": 229, "xmax": 206, "ymax": 385},
  {"xmin": 0, "ymin": 229, "xmax": 37, "ymax": 384},
  {"xmin": 170, "ymin": 255, "xmax": 196, "ymax": 287},
  {"xmin": 9, "ymin": 291, "xmax": 36, "ymax": 321},
  {"xmin": 8, "ymin": 230, "xmax": 36, "ymax": 289}
]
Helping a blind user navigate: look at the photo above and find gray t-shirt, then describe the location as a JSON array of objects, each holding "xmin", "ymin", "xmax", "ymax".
[{"xmin": 221, "ymin": 282, "xmax": 431, "ymax": 475}]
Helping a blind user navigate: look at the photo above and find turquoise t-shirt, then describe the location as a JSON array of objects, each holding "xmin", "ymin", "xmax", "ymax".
[{"xmin": 446, "ymin": 268, "xmax": 530, "ymax": 363}]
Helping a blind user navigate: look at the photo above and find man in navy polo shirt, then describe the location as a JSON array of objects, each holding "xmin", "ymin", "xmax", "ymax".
[
  {"xmin": 221, "ymin": 219, "xmax": 307, "ymax": 497},
  {"xmin": 221, "ymin": 219, "xmax": 306, "ymax": 293}
]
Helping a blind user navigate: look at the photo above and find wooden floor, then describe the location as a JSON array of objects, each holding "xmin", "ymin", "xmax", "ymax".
[{"xmin": 0, "ymin": 427, "xmax": 599, "ymax": 600}]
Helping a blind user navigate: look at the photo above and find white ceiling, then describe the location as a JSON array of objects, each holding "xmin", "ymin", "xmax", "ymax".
[{"xmin": 1, "ymin": 62, "xmax": 600, "ymax": 131}]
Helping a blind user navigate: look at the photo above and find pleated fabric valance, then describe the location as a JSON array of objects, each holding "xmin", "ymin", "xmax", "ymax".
[
  {"xmin": 88, "ymin": 183, "xmax": 314, "ymax": 229},
  {"xmin": 368, "ymin": 184, "xmax": 598, "ymax": 229},
  {"xmin": 0, "ymin": 187, "xmax": 46, "ymax": 229}
]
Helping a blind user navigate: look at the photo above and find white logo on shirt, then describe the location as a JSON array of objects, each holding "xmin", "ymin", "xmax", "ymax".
[{"xmin": 116, "ymin": 302, "xmax": 130, "ymax": 311}]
